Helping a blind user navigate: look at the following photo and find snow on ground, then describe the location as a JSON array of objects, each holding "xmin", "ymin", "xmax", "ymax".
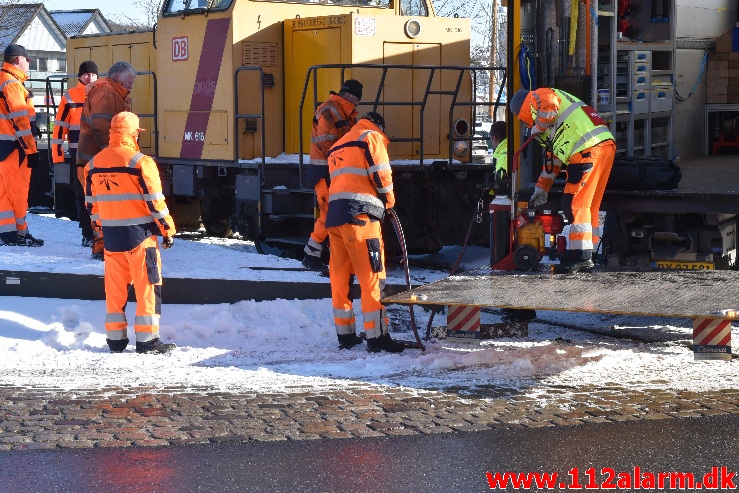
[{"xmin": 1, "ymin": 213, "xmax": 738, "ymax": 399}]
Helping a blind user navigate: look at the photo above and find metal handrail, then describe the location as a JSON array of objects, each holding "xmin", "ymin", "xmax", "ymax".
[
  {"xmin": 233, "ymin": 66, "xmax": 266, "ymax": 184},
  {"xmin": 42, "ymin": 70, "xmax": 159, "ymax": 157},
  {"xmin": 296, "ymin": 63, "xmax": 508, "ymax": 189}
]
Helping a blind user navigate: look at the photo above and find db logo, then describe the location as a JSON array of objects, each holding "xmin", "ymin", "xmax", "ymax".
[{"xmin": 172, "ymin": 36, "xmax": 188, "ymax": 62}]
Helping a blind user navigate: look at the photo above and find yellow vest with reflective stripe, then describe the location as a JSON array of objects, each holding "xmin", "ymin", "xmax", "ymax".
[{"xmin": 536, "ymin": 89, "xmax": 613, "ymax": 163}]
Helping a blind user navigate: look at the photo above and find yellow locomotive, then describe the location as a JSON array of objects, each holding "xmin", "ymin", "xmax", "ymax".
[{"xmin": 61, "ymin": 0, "xmax": 502, "ymax": 255}]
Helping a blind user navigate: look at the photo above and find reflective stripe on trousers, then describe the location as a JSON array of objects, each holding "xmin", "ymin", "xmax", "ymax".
[
  {"xmin": 561, "ymin": 140, "xmax": 616, "ymax": 258},
  {"xmin": 328, "ymin": 216, "xmax": 387, "ymax": 339},
  {"xmin": 104, "ymin": 235, "xmax": 163, "ymax": 342}
]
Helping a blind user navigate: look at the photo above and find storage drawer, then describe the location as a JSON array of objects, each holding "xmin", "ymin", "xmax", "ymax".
[
  {"xmin": 631, "ymin": 90, "xmax": 649, "ymax": 114},
  {"xmin": 651, "ymin": 87, "xmax": 673, "ymax": 113}
]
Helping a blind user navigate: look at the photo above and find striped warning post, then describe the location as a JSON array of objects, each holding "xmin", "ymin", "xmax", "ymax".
[
  {"xmin": 446, "ymin": 305, "xmax": 481, "ymax": 342},
  {"xmin": 693, "ymin": 317, "xmax": 732, "ymax": 361}
]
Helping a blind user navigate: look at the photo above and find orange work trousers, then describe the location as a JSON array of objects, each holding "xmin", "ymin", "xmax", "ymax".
[
  {"xmin": 328, "ymin": 214, "xmax": 388, "ymax": 339},
  {"xmin": 104, "ymin": 236, "xmax": 163, "ymax": 343},
  {"xmin": 561, "ymin": 140, "xmax": 616, "ymax": 260},
  {"xmin": 305, "ymin": 178, "xmax": 329, "ymax": 256},
  {"xmin": 0, "ymin": 149, "xmax": 32, "ymax": 234}
]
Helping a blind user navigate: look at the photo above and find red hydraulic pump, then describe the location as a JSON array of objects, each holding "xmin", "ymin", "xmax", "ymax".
[{"xmin": 489, "ymin": 136, "xmax": 567, "ymax": 271}]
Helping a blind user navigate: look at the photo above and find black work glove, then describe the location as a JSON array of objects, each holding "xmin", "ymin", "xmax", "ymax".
[
  {"xmin": 26, "ymin": 153, "xmax": 40, "ymax": 169},
  {"xmin": 162, "ymin": 236, "xmax": 174, "ymax": 249},
  {"xmin": 31, "ymin": 123, "xmax": 42, "ymax": 139}
]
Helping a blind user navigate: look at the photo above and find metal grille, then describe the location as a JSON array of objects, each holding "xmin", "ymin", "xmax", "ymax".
[{"xmin": 242, "ymin": 41, "xmax": 278, "ymax": 67}]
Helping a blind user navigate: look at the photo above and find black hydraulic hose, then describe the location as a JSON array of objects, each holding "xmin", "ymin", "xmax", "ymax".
[{"xmin": 386, "ymin": 208, "xmax": 425, "ymax": 351}]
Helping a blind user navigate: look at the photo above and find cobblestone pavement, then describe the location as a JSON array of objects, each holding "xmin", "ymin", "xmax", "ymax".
[{"xmin": 1, "ymin": 383, "xmax": 738, "ymax": 451}]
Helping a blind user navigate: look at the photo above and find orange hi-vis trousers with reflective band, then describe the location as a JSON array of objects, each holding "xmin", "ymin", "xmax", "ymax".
[
  {"xmin": 561, "ymin": 140, "xmax": 616, "ymax": 260},
  {"xmin": 104, "ymin": 236, "xmax": 163, "ymax": 343},
  {"xmin": 0, "ymin": 149, "xmax": 32, "ymax": 235},
  {"xmin": 328, "ymin": 215, "xmax": 388, "ymax": 339}
]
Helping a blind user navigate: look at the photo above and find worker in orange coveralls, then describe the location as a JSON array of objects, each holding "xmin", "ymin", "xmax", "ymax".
[
  {"xmin": 325, "ymin": 112, "xmax": 405, "ymax": 353},
  {"xmin": 51, "ymin": 61, "xmax": 99, "ymax": 247},
  {"xmin": 302, "ymin": 79, "xmax": 363, "ymax": 271},
  {"xmin": 85, "ymin": 112, "xmax": 176, "ymax": 354},
  {"xmin": 78, "ymin": 61, "xmax": 137, "ymax": 260},
  {"xmin": 0, "ymin": 44, "xmax": 43, "ymax": 246},
  {"xmin": 509, "ymin": 88, "xmax": 616, "ymax": 274}
]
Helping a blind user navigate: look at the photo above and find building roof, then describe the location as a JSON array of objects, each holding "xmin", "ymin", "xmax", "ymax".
[
  {"xmin": 49, "ymin": 9, "xmax": 112, "ymax": 37},
  {"xmin": 0, "ymin": 3, "xmax": 45, "ymax": 51}
]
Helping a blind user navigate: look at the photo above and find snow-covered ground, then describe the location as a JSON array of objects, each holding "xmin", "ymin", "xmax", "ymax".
[{"xmin": 1, "ymin": 213, "xmax": 738, "ymax": 399}]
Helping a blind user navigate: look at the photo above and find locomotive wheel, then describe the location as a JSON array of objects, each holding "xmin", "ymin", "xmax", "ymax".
[
  {"xmin": 513, "ymin": 245, "xmax": 541, "ymax": 271},
  {"xmin": 203, "ymin": 219, "xmax": 233, "ymax": 238}
]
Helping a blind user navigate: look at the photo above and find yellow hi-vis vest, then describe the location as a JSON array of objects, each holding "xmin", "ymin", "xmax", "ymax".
[{"xmin": 533, "ymin": 89, "xmax": 613, "ymax": 164}]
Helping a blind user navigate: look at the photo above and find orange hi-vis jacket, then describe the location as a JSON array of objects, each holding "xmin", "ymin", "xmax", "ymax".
[
  {"xmin": 308, "ymin": 94, "xmax": 357, "ymax": 187},
  {"xmin": 0, "ymin": 62, "xmax": 37, "ymax": 160},
  {"xmin": 85, "ymin": 133, "xmax": 175, "ymax": 253},
  {"xmin": 77, "ymin": 77, "xmax": 131, "ymax": 165},
  {"xmin": 325, "ymin": 119, "xmax": 394, "ymax": 228},
  {"xmin": 51, "ymin": 82, "xmax": 86, "ymax": 164}
]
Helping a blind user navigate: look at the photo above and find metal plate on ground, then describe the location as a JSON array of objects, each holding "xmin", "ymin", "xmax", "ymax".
[{"xmin": 383, "ymin": 269, "xmax": 739, "ymax": 320}]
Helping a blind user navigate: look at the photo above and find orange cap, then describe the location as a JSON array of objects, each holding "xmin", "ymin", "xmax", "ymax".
[{"xmin": 110, "ymin": 111, "xmax": 146, "ymax": 136}]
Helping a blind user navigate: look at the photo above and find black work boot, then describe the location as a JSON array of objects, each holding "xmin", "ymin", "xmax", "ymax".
[
  {"xmin": 366, "ymin": 333, "xmax": 405, "ymax": 354},
  {"xmin": 107, "ymin": 338, "xmax": 129, "ymax": 353},
  {"xmin": 136, "ymin": 338, "xmax": 176, "ymax": 354},
  {"xmin": 552, "ymin": 251, "xmax": 594, "ymax": 274},
  {"xmin": 337, "ymin": 333, "xmax": 364, "ymax": 350}
]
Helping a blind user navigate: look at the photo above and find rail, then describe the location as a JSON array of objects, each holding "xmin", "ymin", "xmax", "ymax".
[
  {"xmin": 41, "ymin": 70, "xmax": 160, "ymax": 157},
  {"xmin": 296, "ymin": 64, "xmax": 507, "ymax": 190},
  {"xmin": 233, "ymin": 66, "xmax": 267, "ymax": 184}
]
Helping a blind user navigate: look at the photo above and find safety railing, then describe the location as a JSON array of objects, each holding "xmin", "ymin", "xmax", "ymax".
[{"xmin": 297, "ymin": 63, "xmax": 507, "ymax": 189}]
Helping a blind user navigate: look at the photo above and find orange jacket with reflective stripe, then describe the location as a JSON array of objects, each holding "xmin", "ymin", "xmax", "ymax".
[
  {"xmin": 85, "ymin": 134, "xmax": 175, "ymax": 252},
  {"xmin": 77, "ymin": 78, "xmax": 131, "ymax": 165},
  {"xmin": 51, "ymin": 83, "xmax": 86, "ymax": 164},
  {"xmin": 0, "ymin": 62, "xmax": 36, "ymax": 159},
  {"xmin": 308, "ymin": 94, "xmax": 357, "ymax": 187},
  {"xmin": 325, "ymin": 119, "xmax": 394, "ymax": 228}
]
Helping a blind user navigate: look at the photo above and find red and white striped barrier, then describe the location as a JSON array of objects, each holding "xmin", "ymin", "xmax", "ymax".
[
  {"xmin": 693, "ymin": 317, "xmax": 732, "ymax": 361},
  {"xmin": 446, "ymin": 305, "xmax": 481, "ymax": 342}
]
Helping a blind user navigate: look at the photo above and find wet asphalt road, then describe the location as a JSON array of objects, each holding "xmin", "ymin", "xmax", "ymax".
[{"xmin": 2, "ymin": 413, "xmax": 738, "ymax": 492}]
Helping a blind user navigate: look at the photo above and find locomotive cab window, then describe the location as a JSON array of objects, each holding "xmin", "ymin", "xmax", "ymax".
[{"xmin": 164, "ymin": 0, "xmax": 233, "ymax": 15}]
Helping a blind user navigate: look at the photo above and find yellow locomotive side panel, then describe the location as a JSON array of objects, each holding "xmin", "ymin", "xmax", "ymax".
[
  {"xmin": 67, "ymin": 31, "xmax": 157, "ymax": 154},
  {"xmin": 284, "ymin": 14, "xmax": 471, "ymax": 160},
  {"xmin": 157, "ymin": 13, "xmax": 234, "ymax": 161},
  {"xmin": 156, "ymin": 0, "xmax": 401, "ymax": 162}
]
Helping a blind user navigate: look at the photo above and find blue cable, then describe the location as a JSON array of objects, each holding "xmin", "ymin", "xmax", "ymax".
[{"xmin": 676, "ymin": 50, "xmax": 708, "ymax": 101}]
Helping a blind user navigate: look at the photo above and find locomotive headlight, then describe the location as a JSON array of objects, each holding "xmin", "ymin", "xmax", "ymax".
[
  {"xmin": 453, "ymin": 118, "xmax": 470, "ymax": 137},
  {"xmin": 404, "ymin": 19, "xmax": 422, "ymax": 38},
  {"xmin": 453, "ymin": 141, "xmax": 469, "ymax": 156}
]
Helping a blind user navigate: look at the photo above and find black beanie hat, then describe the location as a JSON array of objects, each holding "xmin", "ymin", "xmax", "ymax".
[
  {"xmin": 339, "ymin": 79, "xmax": 363, "ymax": 100},
  {"xmin": 78, "ymin": 60, "xmax": 99, "ymax": 77},
  {"xmin": 4, "ymin": 44, "xmax": 29, "ymax": 62},
  {"xmin": 361, "ymin": 111, "xmax": 385, "ymax": 131}
]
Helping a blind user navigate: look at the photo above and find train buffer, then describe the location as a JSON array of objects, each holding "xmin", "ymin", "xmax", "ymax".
[{"xmin": 382, "ymin": 268, "xmax": 739, "ymax": 361}]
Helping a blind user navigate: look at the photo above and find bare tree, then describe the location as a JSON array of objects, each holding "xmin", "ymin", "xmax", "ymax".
[{"xmin": 105, "ymin": 0, "xmax": 161, "ymax": 28}]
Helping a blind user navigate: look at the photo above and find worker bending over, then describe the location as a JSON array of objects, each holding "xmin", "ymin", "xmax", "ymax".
[{"xmin": 509, "ymin": 88, "xmax": 615, "ymax": 274}]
